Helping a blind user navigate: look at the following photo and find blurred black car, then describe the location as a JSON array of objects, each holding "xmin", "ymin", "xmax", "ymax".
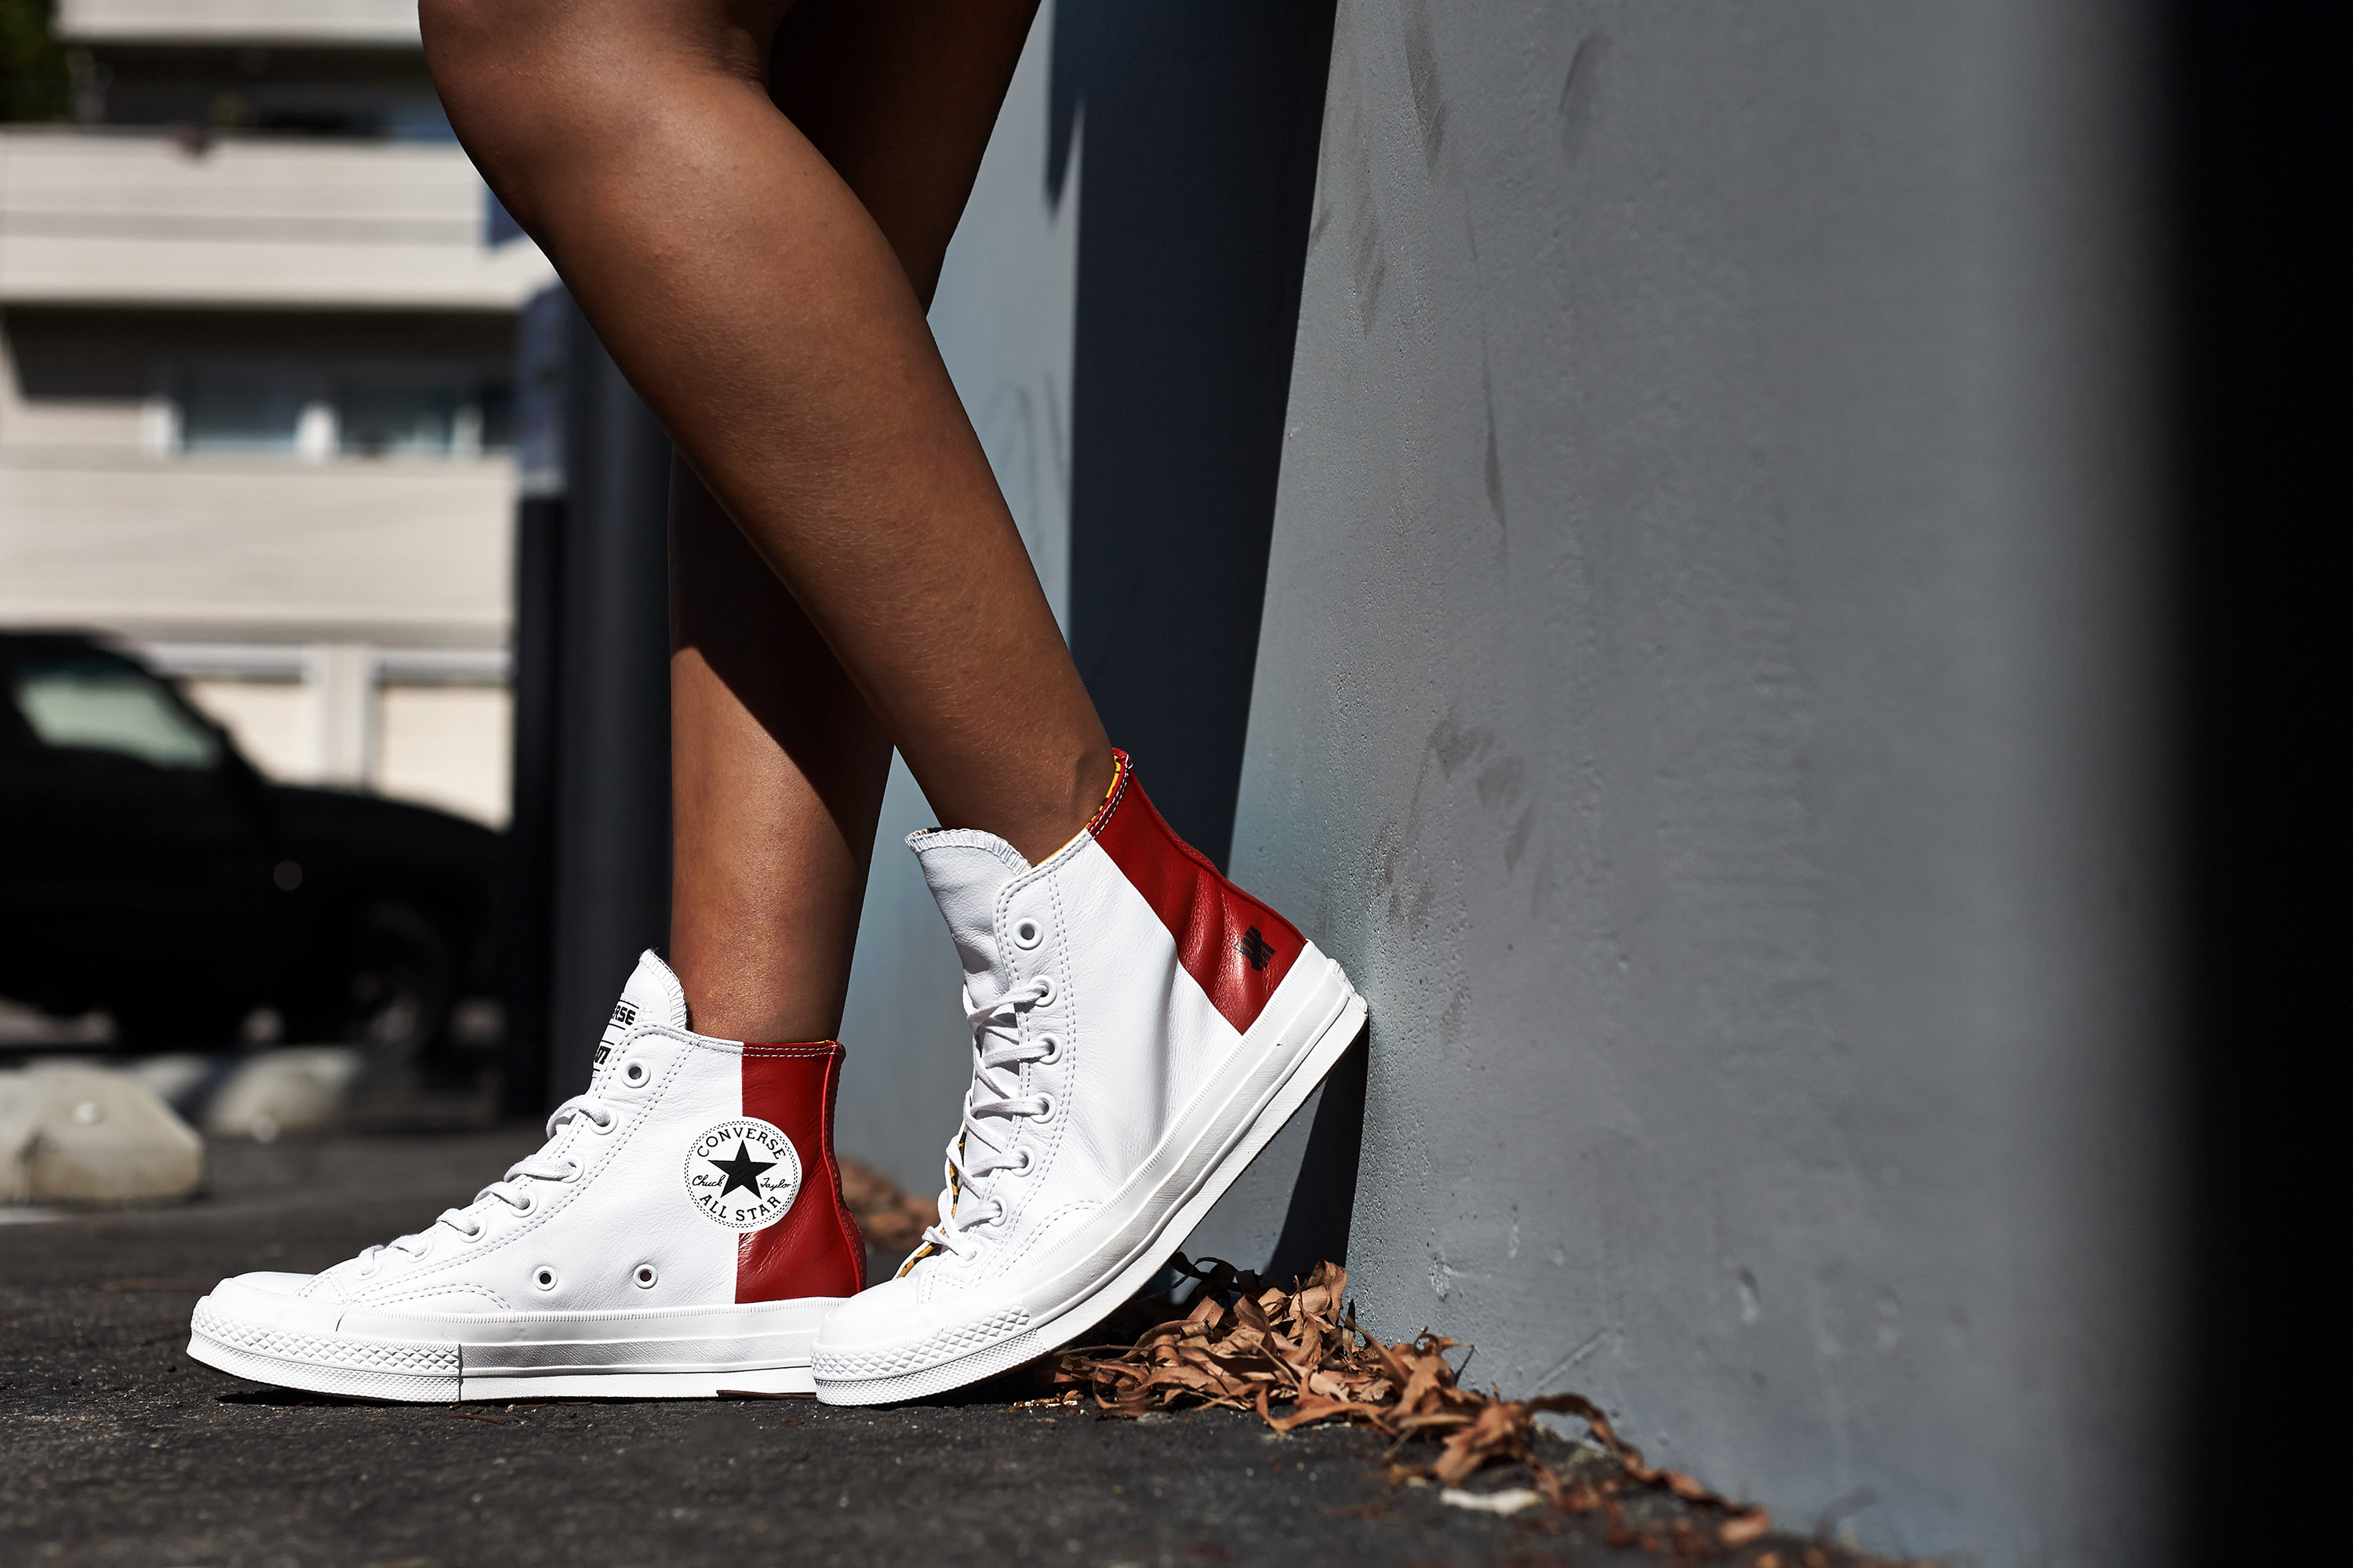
[{"xmin": 0, "ymin": 631, "xmax": 500, "ymax": 1062}]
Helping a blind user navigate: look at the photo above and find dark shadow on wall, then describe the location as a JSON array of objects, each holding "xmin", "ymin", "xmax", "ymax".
[
  {"xmin": 1049, "ymin": 0, "xmax": 1337, "ymax": 871},
  {"xmin": 2169, "ymin": 2, "xmax": 2340, "ymax": 1556},
  {"xmin": 1261, "ymin": 1023, "xmax": 1369, "ymax": 1282}
]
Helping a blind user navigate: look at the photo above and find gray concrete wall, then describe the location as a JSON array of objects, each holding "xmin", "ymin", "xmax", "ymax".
[{"xmin": 1213, "ymin": 3, "xmax": 2176, "ymax": 1563}]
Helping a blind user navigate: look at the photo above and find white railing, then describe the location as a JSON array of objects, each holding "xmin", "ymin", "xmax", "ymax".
[
  {"xmin": 56, "ymin": 0, "xmax": 421, "ymax": 47},
  {"xmin": 0, "ymin": 127, "xmax": 552, "ymax": 309}
]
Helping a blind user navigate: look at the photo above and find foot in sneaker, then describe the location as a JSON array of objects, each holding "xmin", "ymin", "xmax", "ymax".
[
  {"xmin": 812, "ymin": 750, "xmax": 1366, "ymax": 1404},
  {"xmin": 187, "ymin": 952, "xmax": 865, "ymax": 1400}
]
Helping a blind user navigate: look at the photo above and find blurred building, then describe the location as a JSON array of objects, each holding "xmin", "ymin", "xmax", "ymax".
[{"xmin": 0, "ymin": 0, "xmax": 551, "ymax": 824}]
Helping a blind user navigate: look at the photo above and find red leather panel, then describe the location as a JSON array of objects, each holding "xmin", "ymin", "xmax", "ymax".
[
  {"xmin": 736, "ymin": 1043, "xmax": 866, "ymax": 1303},
  {"xmin": 1089, "ymin": 751, "xmax": 1305, "ymax": 1035}
]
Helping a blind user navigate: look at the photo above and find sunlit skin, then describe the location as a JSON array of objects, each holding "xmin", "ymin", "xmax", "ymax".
[{"xmin": 420, "ymin": 0, "xmax": 1114, "ymax": 1042}]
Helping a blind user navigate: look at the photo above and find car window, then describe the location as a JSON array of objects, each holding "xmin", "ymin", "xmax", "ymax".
[{"xmin": 10, "ymin": 658, "xmax": 222, "ymax": 771}]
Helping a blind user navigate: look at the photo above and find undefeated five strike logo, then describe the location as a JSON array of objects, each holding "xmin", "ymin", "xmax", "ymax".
[
  {"xmin": 683, "ymin": 1117, "xmax": 802, "ymax": 1231},
  {"xmin": 1238, "ymin": 926, "xmax": 1277, "ymax": 972}
]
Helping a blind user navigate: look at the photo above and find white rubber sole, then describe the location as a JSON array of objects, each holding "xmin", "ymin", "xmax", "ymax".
[
  {"xmin": 812, "ymin": 948, "xmax": 1366, "ymax": 1405},
  {"xmin": 187, "ymin": 1292, "xmax": 836, "ymax": 1402}
]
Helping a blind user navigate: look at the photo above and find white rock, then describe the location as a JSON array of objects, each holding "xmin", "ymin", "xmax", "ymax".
[
  {"xmin": 0, "ymin": 1064, "xmax": 205, "ymax": 1206},
  {"xmin": 123, "ymin": 1052, "xmax": 215, "ymax": 1111},
  {"xmin": 1438, "ymin": 1486, "xmax": 1547, "ymax": 1516},
  {"xmin": 202, "ymin": 1047, "xmax": 363, "ymax": 1142}
]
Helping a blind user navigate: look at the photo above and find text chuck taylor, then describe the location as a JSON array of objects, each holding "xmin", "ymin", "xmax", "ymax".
[
  {"xmin": 812, "ymin": 751, "xmax": 1367, "ymax": 1403},
  {"xmin": 187, "ymin": 951, "xmax": 865, "ymax": 1400}
]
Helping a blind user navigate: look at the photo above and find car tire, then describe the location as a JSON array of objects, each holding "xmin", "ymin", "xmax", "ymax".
[{"xmin": 318, "ymin": 902, "xmax": 456, "ymax": 1074}]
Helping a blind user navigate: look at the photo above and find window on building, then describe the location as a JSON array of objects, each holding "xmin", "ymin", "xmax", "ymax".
[
  {"xmin": 179, "ymin": 372, "xmax": 308, "ymax": 455},
  {"xmin": 169, "ymin": 366, "xmax": 515, "ymax": 461},
  {"xmin": 478, "ymin": 382, "xmax": 516, "ymax": 452},
  {"xmin": 339, "ymin": 384, "xmax": 464, "ymax": 458}
]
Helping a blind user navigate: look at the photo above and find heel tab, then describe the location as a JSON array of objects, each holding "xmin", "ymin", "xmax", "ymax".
[
  {"xmin": 1082, "ymin": 748, "xmax": 1135, "ymax": 838},
  {"xmin": 1086, "ymin": 754, "xmax": 1307, "ymax": 1035},
  {"xmin": 736, "ymin": 1042, "xmax": 866, "ymax": 1301}
]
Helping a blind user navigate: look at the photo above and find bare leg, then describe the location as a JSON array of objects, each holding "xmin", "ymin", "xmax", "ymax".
[
  {"xmin": 655, "ymin": 1, "xmax": 1049, "ymax": 1039},
  {"xmin": 668, "ymin": 472, "xmax": 887, "ymax": 1042},
  {"xmin": 424, "ymin": 2, "xmax": 1112, "ymax": 926}
]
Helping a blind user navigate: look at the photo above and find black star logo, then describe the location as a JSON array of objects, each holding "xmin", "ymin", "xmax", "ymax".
[{"xmin": 706, "ymin": 1141, "xmax": 776, "ymax": 1199}]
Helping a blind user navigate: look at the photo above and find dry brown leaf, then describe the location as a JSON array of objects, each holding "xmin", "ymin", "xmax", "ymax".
[
  {"xmin": 1660, "ymin": 1468, "xmax": 1711, "ymax": 1501},
  {"xmin": 1042, "ymin": 1254, "xmax": 1777, "ymax": 1538},
  {"xmin": 837, "ymin": 1158, "xmax": 936, "ymax": 1255}
]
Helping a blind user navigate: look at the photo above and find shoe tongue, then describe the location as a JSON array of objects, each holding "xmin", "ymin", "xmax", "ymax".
[
  {"xmin": 594, "ymin": 951, "xmax": 690, "ymax": 1082},
  {"xmin": 908, "ymin": 829, "xmax": 1032, "ymax": 991}
]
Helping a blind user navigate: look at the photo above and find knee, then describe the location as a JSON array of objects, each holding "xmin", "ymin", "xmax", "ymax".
[
  {"xmin": 419, "ymin": 0, "xmax": 564, "ymax": 116},
  {"xmin": 420, "ymin": 0, "xmax": 660, "ymax": 223},
  {"xmin": 422, "ymin": 0, "xmax": 568, "ymax": 179}
]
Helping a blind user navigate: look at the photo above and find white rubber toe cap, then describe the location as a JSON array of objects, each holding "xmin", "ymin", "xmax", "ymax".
[
  {"xmin": 812, "ymin": 1268, "xmax": 1040, "ymax": 1391},
  {"xmin": 814, "ymin": 1272, "xmax": 933, "ymax": 1351},
  {"xmin": 205, "ymin": 1271, "xmax": 344, "ymax": 1334}
]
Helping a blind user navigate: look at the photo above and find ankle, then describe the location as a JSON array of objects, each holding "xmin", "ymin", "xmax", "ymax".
[
  {"xmin": 688, "ymin": 1002, "xmax": 842, "ymax": 1046},
  {"xmin": 1002, "ymin": 744, "xmax": 1118, "ymax": 864},
  {"xmin": 670, "ymin": 961, "xmax": 843, "ymax": 1045}
]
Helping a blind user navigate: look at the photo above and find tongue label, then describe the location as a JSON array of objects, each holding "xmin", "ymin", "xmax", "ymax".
[
  {"xmin": 595, "ymin": 1002, "xmax": 638, "ymax": 1069},
  {"xmin": 594, "ymin": 1000, "xmax": 645, "ymax": 1071}
]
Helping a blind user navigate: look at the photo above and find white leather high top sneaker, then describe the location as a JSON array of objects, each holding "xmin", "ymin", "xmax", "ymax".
[
  {"xmin": 187, "ymin": 951, "xmax": 866, "ymax": 1400},
  {"xmin": 812, "ymin": 751, "xmax": 1366, "ymax": 1404}
]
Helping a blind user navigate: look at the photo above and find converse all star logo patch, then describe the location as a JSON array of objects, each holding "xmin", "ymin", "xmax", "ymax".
[
  {"xmin": 684, "ymin": 1117, "xmax": 802, "ymax": 1231},
  {"xmin": 610, "ymin": 1001, "xmax": 638, "ymax": 1028}
]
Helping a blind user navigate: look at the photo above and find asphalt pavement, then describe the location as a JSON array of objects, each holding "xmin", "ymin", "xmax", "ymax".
[{"xmin": 2, "ymin": 1123, "xmax": 1878, "ymax": 1566}]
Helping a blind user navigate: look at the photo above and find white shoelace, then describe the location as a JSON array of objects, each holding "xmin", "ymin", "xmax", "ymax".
[
  {"xmin": 916, "ymin": 976, "xmax": 1057, "ymax": 1264},
  {"xmin": 354, "ymin": 1092, "xmax": 614, "ymax": 1270}
]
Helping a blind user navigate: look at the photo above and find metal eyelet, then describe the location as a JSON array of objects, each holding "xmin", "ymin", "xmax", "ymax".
[
  {"xmin": 589, "ymin": 1112, "xmax": 617, "ymax": 1135},
  {"xmin": 1035, "ymin": 1093, "xmax": 1057, "ymax": 1125},
  {"xmin": 1033, "ymin": 1034, "xmax": 1063, "ymax": 1066},
  {"xmin": 622, "ymin": 1060, "xmax": 649, "ymax": 1086},
  {"xmin": 1011, "ymin": 1148, "xmax": 1035, "ymax": 1176},
  {"xmin": 1012, "ymin": 917, "xmax": 1044, "ymax": 950},
  {"xmin": 532, "ymin": 1266, "xmax": 558, "ymax": 1292},
  {"xmin": 632, "ymin": 1263, "xmax": 659, "ymax": 1290},
  {"xmin": 1031, "ymin": 972, "xmax": 1058, "ymax": 1009}
]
